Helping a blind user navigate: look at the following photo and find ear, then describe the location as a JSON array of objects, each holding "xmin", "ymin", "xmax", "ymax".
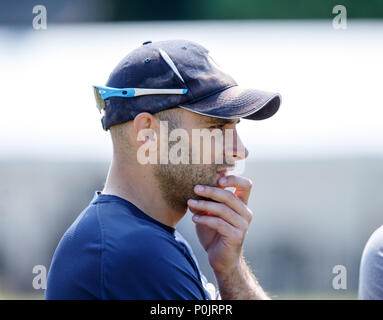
[{"xmin": 133, "ymin": 112, "xmax": 157, "ymax": 146}]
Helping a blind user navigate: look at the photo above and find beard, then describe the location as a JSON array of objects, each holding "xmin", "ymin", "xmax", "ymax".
[
  {"xmin": 153, "ymin": 162, "xmax": 223, "ymax": 213},
  {"xmin": 152, "ymin": 121, "xmax": 232, "ymax": 213}
]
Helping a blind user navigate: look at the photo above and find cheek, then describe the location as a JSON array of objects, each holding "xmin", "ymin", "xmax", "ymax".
[
  {"xmin": 189, "ymin": 133, "xmax": 226, "ymax": 165},
  {"xmin": 189, "ymin": 135, "xmax": 202, "ymax": 163}
]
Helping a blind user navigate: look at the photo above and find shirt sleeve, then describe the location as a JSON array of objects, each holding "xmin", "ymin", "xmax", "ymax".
[
  {"xmin": 101, "ymin": 230, "xmax": 209, "ymax": 300},
  {"xmin": 358, "ymin": 225, "xmax": 383, "ymax": 300}
]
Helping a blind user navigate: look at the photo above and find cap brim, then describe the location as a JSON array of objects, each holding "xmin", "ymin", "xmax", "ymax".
[{"xmin": 179, "ymin": 85, "xmax": 281, "ymax": 121}]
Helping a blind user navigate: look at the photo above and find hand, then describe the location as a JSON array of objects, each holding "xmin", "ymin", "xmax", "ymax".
[{"xmin": 187, "ymin": 175, "xmax": 253, "ymax": 276}]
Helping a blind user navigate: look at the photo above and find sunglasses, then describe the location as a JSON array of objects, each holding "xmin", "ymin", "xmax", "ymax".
[{"xmin": 93, "ymin": 85, "xmax": 188, "ymax": 113}]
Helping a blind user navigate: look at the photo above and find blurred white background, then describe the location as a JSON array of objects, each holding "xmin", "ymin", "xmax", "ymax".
[{"xmin": 1, "ymin": 21, "xmax": 382, "ymax": 161}]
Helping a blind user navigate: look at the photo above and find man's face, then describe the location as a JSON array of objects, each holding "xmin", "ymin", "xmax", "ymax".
[{"xmin": 153, "ymin": 109, "xmax": 248, "ymax": 211}]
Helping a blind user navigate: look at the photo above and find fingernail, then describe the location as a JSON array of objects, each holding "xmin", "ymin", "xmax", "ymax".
[
  {"xmin": 195, "ymin": 185, "xmax": 204, "ymax": 192},
  {"xmin": 193, "ymin": 214, "xmax": 199, "ymax": 221},
  {"xmin": 220, "ymin": 177, "xmax": 227, "ymax": 185},
  {"xmin": 188, "ymin": 199, "xmax": 198, "ymax": 205}
]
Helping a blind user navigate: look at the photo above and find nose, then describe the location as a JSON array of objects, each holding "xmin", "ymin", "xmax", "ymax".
[{"xmin": 224, "ymin": 130, "xmax": 249, "ymax": 163}]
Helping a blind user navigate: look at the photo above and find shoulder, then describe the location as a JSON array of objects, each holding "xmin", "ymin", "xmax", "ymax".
[
  {"xmin": 55, "ymin": 203, "xmax": 103, "ymax": 254},
  {"xmin": 94, "ymin": 198, "xmax": 188, "ymax": 262},
  {"xmin": 104, "ymin": 225, "xmax": 187, "ymax": 274},
  {"xmin": 358, "ymin": 225, "xmax": 383, "ymax": 299},
  {"xmin": 46, "ymin": 204, "xmax": 102, "ymax": 299},
  {"xmin": 361, "ymin": 225, "xmax": 383, "ymax": 266},
  {"xmin": 102, "ymin": 231, "xmax": 207, "ymax": 299},
  {"xmin": 101, "ymin": 225, "xmax": 206, "ymax": 299},
  {"xmin": 48, "ymin": 199, "xmax": 207, "ymax": 300}
]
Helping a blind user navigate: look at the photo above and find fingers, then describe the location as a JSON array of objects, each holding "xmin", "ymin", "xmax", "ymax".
[
  {"xmin": 188, "ymin": 205, "xmax": 217, "ymax": 217},
  {"xmin": 193, "ymin": 183, "xmax": 253, "ymax": 224},
  {"xmin": 191, "ymin": 214, "xmax": 244, "ymax": 246},
  {"xmin": 188, "ymin": 204, "xmax": 207, "ymax": 215},
  {"xmin": 188, "ymin": 199, "xmax": 247, "ymax": 229},
  {"xmin": 218, "ymin": 175, "xmax": 253, "ymax": 205}
]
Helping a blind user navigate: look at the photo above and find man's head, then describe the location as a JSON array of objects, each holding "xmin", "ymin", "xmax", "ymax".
[
  {"xmin": 110, "ymin": 107, "xmax": 247, "ymax": 212},
  {"xmin": 96, "ymin": 39, "xmax": 281, "ymax": 211}
]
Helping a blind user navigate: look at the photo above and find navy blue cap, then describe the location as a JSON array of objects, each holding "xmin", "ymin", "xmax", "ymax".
[{"xmin": 101, "ymin": 39, "xmax": 281, "ymax": 130}]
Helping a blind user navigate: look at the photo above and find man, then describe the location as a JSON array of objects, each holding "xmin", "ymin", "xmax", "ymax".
[
  {"xmin": 46, "ymin": 40, "xmax": 281, "ymax": 299},
  {"xmin": 358, "ymin": 225, "xmax": 383, "ymax": 299}
]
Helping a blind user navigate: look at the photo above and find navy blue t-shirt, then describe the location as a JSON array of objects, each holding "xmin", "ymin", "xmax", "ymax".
[{"xmin": 46, "ymin": 191, "xmax": 211, "ymax": 300}]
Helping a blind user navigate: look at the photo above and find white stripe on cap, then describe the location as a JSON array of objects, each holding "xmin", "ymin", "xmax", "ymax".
[{"xmin": 159, "ymin": 48, "xmax": 185, "ymax": 83}]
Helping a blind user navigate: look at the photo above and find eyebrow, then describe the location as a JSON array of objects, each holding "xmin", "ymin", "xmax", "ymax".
[{"xmin": 202, "ymin": 118, "xmax": 241, "ymax": 125}]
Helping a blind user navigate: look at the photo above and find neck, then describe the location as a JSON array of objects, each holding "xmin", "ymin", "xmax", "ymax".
[{"xmin": 101, "ymin": 157, "xmax": 187, "ymax": 228}]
